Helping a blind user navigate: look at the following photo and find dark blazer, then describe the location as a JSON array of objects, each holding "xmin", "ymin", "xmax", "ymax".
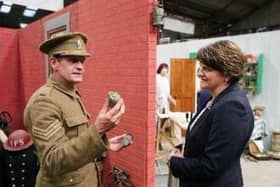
[
  {"xmin": 197, "ymin": 89, "xmax": 212, "ymax": 113},
  {"xmin": 170, "ymin": 83, "xmax": 254, "ymax": 187}
]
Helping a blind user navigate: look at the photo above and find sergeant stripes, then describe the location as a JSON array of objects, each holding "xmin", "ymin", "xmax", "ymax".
[{"xmin": 32, "ymin": 119, "xmax": 62, "ymax": 141}]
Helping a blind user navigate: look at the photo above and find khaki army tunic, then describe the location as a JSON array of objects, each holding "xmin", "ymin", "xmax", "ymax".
[{"xmin": 24, "ymin": 75, "xmax": 108, "ymax": 187}]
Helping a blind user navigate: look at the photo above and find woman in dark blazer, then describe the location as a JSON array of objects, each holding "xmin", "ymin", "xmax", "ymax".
[{"xmin": 169, "ymin": 40, "xmax": 254, "ymax": 187}]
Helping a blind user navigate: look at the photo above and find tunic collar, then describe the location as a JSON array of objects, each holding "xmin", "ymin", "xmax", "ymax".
[{"xmin": 46, "ymin": 74, "xmax": 81, "ymax": 98}]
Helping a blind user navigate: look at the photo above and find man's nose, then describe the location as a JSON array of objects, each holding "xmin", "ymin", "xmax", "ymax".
[{"xmin": 75, "ymin": 62, "xmax": 84, "ymax": 70}]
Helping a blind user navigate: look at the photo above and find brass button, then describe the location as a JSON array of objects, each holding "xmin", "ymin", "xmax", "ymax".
[
  {"xmin": 11, "ymin": 177, "xmax": 15, "ymax": 181},
  {"xmin": 9, "ymin": 163, "xmax": 12, "ymax": 167},
  {"xmin": 22, "ymin": 154, "xmax": 26, "ymax": 157},
  {"xmin": 22, "ymin": 162, "xmax": 26, "ymax": 166},
  {"xmin": 21, "ymin": 185, "xmax": 25, "ymax": 187},
  {"xmin": 21, "ymin": 169, "xmax": 25, "ymax": 173},
  {"xmin": 12, "ymin": 184, "xmax": 16, "ymax": 187},
  {"xmin": 22, "ymin": 176, "xmax": 25, "ymax": 180},
  {"xmin": 69, "ymin": 178, "xmax": 73, "ymax": 183},
  {"xmin": 10, "ymin": 170, "xmax": 14, "ymax": 174}
]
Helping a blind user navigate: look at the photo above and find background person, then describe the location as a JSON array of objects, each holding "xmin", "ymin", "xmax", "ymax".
[
  {"xmin": 24, "ymin": 32, "xmax": 129, "ymax": 187},
  {"xmin": 251, "ymin": 106, "xmax": 268, "ymax": 140},
  {"xmin": 156, "ymin": 63, "xmax": 176, "ymax": 114},
  {"xmin": 156, "ymin": 63, "xmax": 180, "ymax": 149},
  {"xmin": 168, "ymin": 40, "xmax": 254, "ymax": 187}
]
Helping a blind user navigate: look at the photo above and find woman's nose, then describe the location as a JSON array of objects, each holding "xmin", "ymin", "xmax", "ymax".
[{"xmin": 197, "ymin": 68, "xmax": 203, "ymax": 77}]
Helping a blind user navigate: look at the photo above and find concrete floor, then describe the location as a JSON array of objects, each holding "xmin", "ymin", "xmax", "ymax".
[
  {"xmin": 156, "ymin": 158, "xmax": 280, "ymax": 187},
  {"xmin": 155, "ymin": 137, "xmax": 280, "ymax": 187},
  {"xmin": 242, "ymin": 158, "xmax": 280, "ymax": 187}
]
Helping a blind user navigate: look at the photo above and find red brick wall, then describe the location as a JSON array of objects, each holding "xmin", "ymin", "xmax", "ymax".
[
  {"xmin": 75, "ymin": 1, "xmax": 157, "ymax": 186},
  {"xmin": 6, "ymin": 0, "xmax": 157, "ymax": 186},
  {"xmin": 0, "ymin": 28, "xmax": 23, "ymax": 130},
  {"xmin": 18, "ymin": 21, "xmax": 45, "ymax": 104}
]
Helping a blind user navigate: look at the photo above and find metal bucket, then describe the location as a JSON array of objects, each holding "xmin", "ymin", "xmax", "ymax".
[{"xmin": 271, "ymin": 131, "xmax": 280, "ymax": 152}]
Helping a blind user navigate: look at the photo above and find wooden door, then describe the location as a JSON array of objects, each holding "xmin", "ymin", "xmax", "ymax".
[{"xmin": 170, "ymin": 58, "xmax": 196, "ymax": 112}]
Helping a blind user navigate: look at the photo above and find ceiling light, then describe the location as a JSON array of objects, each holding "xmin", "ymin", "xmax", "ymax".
[
  {"xmin": 20, "ymin": 23, "xmax": 27, "ymax": 28},
  {"xmin": 0, "ymin": 1, "xmax": 13, "ymax": 14},
  {"xmin": 3, "ymin": 1, "xmax": 12, "ymax": 6},
  {"xmin": 23, "ymin": 7, "xmax": 38, "ymax": 17}
]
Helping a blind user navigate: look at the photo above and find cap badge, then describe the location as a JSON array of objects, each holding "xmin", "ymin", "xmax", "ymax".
[{"xmin": 76, "ymin": 39, "xmax": 82, "ymax": 49}]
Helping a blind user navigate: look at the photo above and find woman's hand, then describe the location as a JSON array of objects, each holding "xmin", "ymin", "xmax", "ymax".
[{"xmin": 168, "ymin": 148, "xmax": 183, "ymax": 160}]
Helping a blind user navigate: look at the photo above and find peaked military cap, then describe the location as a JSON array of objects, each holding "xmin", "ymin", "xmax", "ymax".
[{"xmin": 39, "ymin": 31, "xmax": 91, "ymax": 57}]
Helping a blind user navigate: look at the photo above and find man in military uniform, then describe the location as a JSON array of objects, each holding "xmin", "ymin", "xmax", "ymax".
[{"xmin": 24, "ymin": 32, "xmax": 127, "ymax": 187}]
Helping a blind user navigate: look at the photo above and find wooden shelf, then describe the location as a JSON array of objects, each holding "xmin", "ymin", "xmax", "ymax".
[{"xmin": 240, "ymin": 53, "xmax": 263, "ymax": 94}]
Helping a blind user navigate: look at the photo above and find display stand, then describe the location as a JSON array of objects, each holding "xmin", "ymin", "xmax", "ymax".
[{"xmin": 240, "ymin": 53, "xmax": 263, "ymax": 94}]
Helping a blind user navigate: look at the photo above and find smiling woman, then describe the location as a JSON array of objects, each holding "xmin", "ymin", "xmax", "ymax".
[
  {"xmin": 197, "ymin": 40, "xmax": 247, "ymax": 98},
  {"xmin": 197, "ymin": 40, "xmax": 246, "ymax": 85},
  {"xmin": 168, "ymin": 40, "xmax": 254, "ymax": 187}
]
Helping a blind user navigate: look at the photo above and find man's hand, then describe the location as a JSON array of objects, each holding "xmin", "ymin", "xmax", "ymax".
[
  {"xmin": 95, "ymin": 97, "xmax": 125, "ymax": 134},
  {"xmin": 108, "ymin": 134, "xmax": 132, "ymax": 152}
]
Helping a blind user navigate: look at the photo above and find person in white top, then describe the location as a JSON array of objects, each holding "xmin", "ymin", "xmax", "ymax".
[{"xmin": 156, "ymin": 63, "xmax": 176, "ymax": 114}]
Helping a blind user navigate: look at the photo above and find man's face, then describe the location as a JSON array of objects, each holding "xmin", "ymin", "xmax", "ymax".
[{"xmin": 51, "ymin": 55, "xmax": 86, "ymax": 85}]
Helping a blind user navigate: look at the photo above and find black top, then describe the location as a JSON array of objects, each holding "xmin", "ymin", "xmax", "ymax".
[{"xmin": 2, "ymin": 145, "xmax": 39, "ymax": 187}]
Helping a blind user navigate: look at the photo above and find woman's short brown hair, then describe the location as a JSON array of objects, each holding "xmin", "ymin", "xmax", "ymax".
[
  {"xmin": 197, "ymin": 40, "xmax": 247, "ymax": 84},
  {"xmin": 157, "ymin": 63, "xmax": 168, "ymax": 74}
]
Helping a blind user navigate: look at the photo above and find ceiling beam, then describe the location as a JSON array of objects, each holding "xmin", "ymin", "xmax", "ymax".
[
  {"xmin": 207, "ymin": 0, "xmax": 275, "ymax": 36},
  {"xmin": 232, "ymin": 0, "xmax": 274, "ymax": 24},
  {"xmin": 164, "ymin": 1, "xmax": 211, "ymax": 19},
  {"xmin": 164, "ymin": 0, "xmax": 215, "ymax": 14}
]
